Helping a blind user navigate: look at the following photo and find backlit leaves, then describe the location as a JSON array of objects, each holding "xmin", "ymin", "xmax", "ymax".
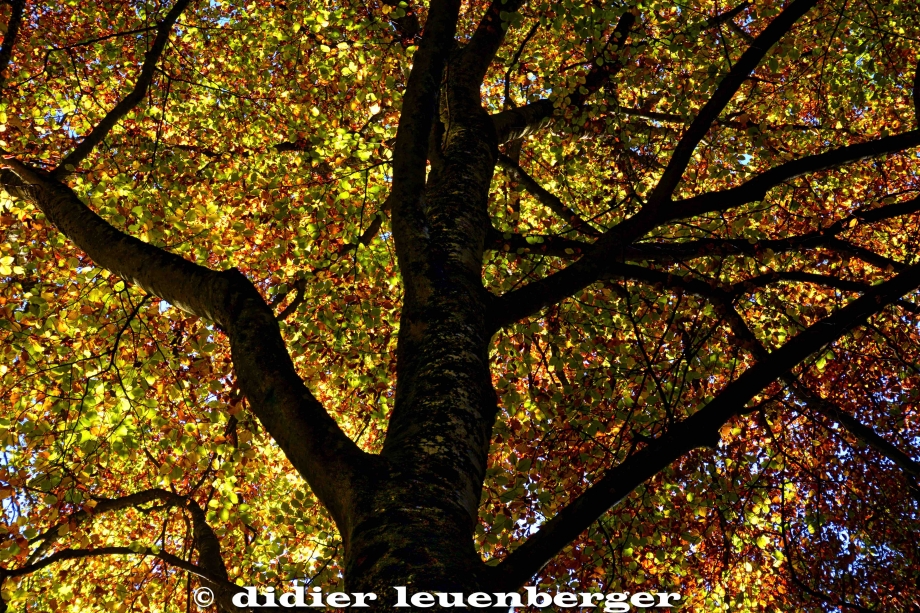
[{"xmin": 1, "ymin": 0, "xmax": 919, "ymax": 611}]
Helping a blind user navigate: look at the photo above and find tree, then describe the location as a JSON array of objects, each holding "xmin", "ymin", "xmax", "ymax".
[{"xmin": 0, "ymin": 0, "xmax": 919, "ymax": 610}]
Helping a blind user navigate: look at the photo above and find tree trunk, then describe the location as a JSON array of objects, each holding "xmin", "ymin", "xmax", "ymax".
[
  {"xmin": 344, "ymin": 480, "xmax": 494, "ymax": 606},
  {"xmin": 343, "ymin": 55, "xmax": 501, "ymax": 609}
]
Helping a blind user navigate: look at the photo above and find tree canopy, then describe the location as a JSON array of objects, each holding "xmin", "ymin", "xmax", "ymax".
[{"xmin": 0, "ymin": 0, "xmax": 919, "ymax": 611}]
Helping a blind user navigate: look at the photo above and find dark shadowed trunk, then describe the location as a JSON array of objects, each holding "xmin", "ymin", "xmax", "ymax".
[{"xmin": 344, "ymin": 32, "xmax": 503, "ymax": 605}]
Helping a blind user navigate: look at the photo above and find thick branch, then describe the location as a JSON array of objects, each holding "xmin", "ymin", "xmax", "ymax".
[
  {"xmin": 491, "ymin": 11, "xmax": 636, "ymax": 144},
  {"xmin": 599, "ymin": 263, "xmax": 918, "ymax": 319},
  {"xmin": 53, "ymin": 0, "xmax": 193, "ymax": 175},
  {"xmin": 717, "ymin": 300, "xmax": 920, "ymax": 487},
  {"xmin": 274, "ymin": 278, "xmax": 308, "ymax": 320},
  {"xmin": 2, "ymin": 163, "xmax": 231, "ymax": 319},
  {"xmin": 488, "ymin": 1, "xmax": 820, "ymax": 330},
  {"xmin": 490, "ymin": 147, "xmax": 920, "ymax": 331},
  {"xmin": 622, "ymin": 266, "xmax": 920, "ymax": 475},
  {"xmin": 706, "ymin": 2, "xmax": 751, "ymax": 29},
  {"xmin": 679, "ymin": 278, "xmax": 920, "ymax": 492},
  {"xmin": 617, "ymin": 105, "xmax": 685, "ymax": 123},
  {"xmin": 4, "ymin": 546, "xmax": 244, "ymax": 611},
  {"xmin": 0, "ymin": 0, "xmax": 24, "ymax": 93},
  {"xmin": 790, "ymin": 382, "xmax": 920, "ymax": 479},
  {"xmin": 624, "ymin": 194, "xmax": 920, "ymax": 265},
  {"xmin": 492, "ymin": 259, "xmax": 920, "ymax": 589},
  {"xmin": 388, "ymin": 0, "xmax": 460, "ymax": 254},
  {"xmin": 19, "ymin": 489, "xmax": 241, "ymax": 611},
  {"xmin": 646, "ymin": 0, "xmax": 819, "ymax": 205},
  {"xmin": 490, "ymin": 242, "xmax": 918, "ymax": 319},
  {"xmin": 184, "ymin": 498, "xmax": 241, "ymax": 612},
  {"xmin": 821, "ymin": 237, "xmax": 905, "ymax": 272},
  {"xmin": 1, "ymin": 163, "xmax": 369, "ymax": 532},
  {"xmin": 670, "ymin": 131, "xmax": 920, "ymax": 221},
  {"xmin": 492, "ymin": 98, "xmax": 555, "ymax": 145},
  {"xmin": 489, "ymin": 193, "xmax": 920, "ymax": 269},
  {"xmin": 913, "ymin": 57, "xmax": 919, "ymax": 128},
  {"xmin": 728, "ymin": 19, "xmax": 755, "ymax": 43},
  {"xmin": 857, "ymin": 193, "xmax": 920, "ymax": 222},
  {"xmin": 27, "ymin": 488, "xmax": 180, "ymax": 564},
  {"xmin": 458, "ymin": 0, "xmax": 526, "ymax": 89},
  {"xmin": 487, "ymin": 227, "xmax": 589, "ymax": 258}
]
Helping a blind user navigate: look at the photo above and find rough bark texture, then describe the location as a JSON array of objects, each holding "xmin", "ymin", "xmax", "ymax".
[
  {"xmin": 346, "ymin": 13, "xmax": 504, "ymax": 602},
  {"xmin": 0, "ymin": 167, "xmax": 372, "ymax": 548}
]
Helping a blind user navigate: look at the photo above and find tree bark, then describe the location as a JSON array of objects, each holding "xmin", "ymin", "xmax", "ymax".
[{"xmin": 343, "ymin": 21, "xmax": 505, "ymax": 607}]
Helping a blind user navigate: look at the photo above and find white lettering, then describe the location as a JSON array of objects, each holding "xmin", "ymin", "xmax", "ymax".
[
  {"xmin": 410, "ymin": 592, "xmax": 435, "ymax": 608},
  {"xmin": 656, "ymin": 593, "xmax": 681, "ymax": 607},
  {"xmin": 580, "ymin": 593, "xmax": 604, "ymax": 607},
  {"xmin": 493, "ymin": 593, "xmax": 524, "ymax": 608},
  {"xmin": 232, "ymin": 587, "xmax": 260, "ymax": 608},
  {"xmin": 436, "ymin": 593, "xmax": 467, "ymax": 607},
  {"xmin": 352, "ymin": 593, "xmax": 377, "ymax": 607},
  {"xmin": 230, "ymin": 585, "xmax": 681, "ymax": 610},
  {"xmin": 279, "ymin": 586, "xmax": 306, "ymax": 607},
  {"xmin": 604, "ymin": 592, "xmax": 630, "ymax": 613},
  {"xmin": 631, "ymin": 593, "xmax": 655, "ymax": 608},
  {"xmin": 393, "ymin": 586, "xmax": 410, "ymax": 607},
  {"xmin": 326, "ymin": 593, "xmax": 351, "ymax": 608},
  {"xmin": 525, "ymin": 587, "xmax": 552, "ymax": 608},
  {"xmin": 553, "ymin": 592, "xmax": 578, "ymax": 607}
]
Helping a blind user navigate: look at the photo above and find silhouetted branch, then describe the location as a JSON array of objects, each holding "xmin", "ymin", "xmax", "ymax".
[
  {"xmin": 490, "ymin": 147, "xmax": 920, "ymax": 331},
  {"xmin": 27, "ymin": 488, "xmax": 182, "ymax": 564},
  {"xmin": 670, "ymin": 131, "xmax": 920, "ymax": 221},
  {"xmin": 0, "ymin": 160, "xmax": 371, "ymax": 533},
  {"xmin": 4, "ymin": 546, "xmax": 244, "ymax": 611},
  {"xmin": 275, "ymin": 278, "xmax": 308, "ymax": 320},
  {"xmin": 458, "ymin": 0, "xmax": 526, "ymax": 89},
  {"xmin": 53, "ymin": 0, "xmax": 194, "ymax": 175},
  {"xmin": 491, "ymin": 11, "xmax": 636, "ymax": 144},
  {"xmin": 489, "ymin": 191, "xmax": 920, "ymax": 272},
  {"xmin": 701, "ymin": 289, "xmax": 920, "ymax": 492},
  {"xmin": 388, "ymin": 0, "xmax": 460, "ymax": 252},
  {"xmin": 791, "ymin": 382, "xmax": 920, "ymax": 479},
  {"xmin": 503, "ymin": 22, "xmax": 539, "ymax": 109},
  {"xmin": 646, "ymin": 0, "xmax": 820, "ymax": 206},
  {"xmin": 0, "ymin": 0, "xmax": 23, "ymax": 94},
  {"xmin": 496, "ymin": 153, "xmax": 600, "ymax": 236},
  {"xmin": 705, "ymin": 2, "xmax": 751, "ymax": 29},
  {"xmin": 49, "ymin": 26, "xmax": 160, "ymax": 52},
  {"xmin": 492, "ymin": 257, "xmax": 920, "ymax": 589},
  {"xmin": 913, "ymin": 57, "xmax": 920, "ymax": 128}
]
